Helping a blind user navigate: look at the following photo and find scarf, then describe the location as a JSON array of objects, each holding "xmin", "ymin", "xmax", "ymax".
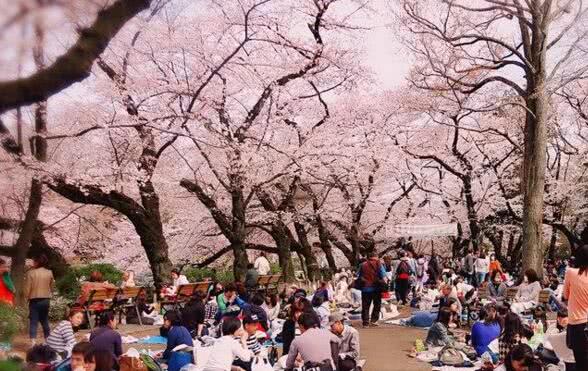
[{"xmin": 2, "ymin": 272, "xmax": 15, "ymax": 293}]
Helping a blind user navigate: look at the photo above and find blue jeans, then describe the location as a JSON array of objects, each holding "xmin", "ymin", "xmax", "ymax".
[
  {"xmin": 29, "ymin": 298, "xmax": 51, "ymax": 339},
  {"xmin": 476, "ymin": 272, "xmax": 486, "ymax": 286}
]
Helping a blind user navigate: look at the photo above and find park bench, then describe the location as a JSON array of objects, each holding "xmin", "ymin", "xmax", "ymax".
[
  {"xmin": 506, "ymin": 287, "xmax": 518, "ymax": 302},
  {"xmin": 256, "ymin": 274, "xmax": 282, "ymax": 294},
  {"xmin": 112, "ymin": 286, "xmax": 146, "ymax": 326},
  {"xmin": 477, "ymin": 285, "xmax": 490, "ymax": 300},
  {"xmin": 538, "ymin": 289, "xmax": 551, "ymax": 307},
  {"xmin": 84, "ymin": 287, "xmax": 119, "ymax": 329},
  {"xmin": 161, "ymin": 282, "xmax": 211, "ymax": 311}
]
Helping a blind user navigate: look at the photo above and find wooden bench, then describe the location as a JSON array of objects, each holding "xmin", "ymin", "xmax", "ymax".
[
  {"xmin": 538, "ymin": 289, "xmax": 551, "ymax": 306},
  {"xmin": 506, "ymin": 287, "xmax": 518, "ymax": 301},
  {"xmin": 84, "ymin": 288, "xmax": 119, "ymax": 329},
  {"xmin": 478, "ymin": 286, "xmax": 490, "ymax": 300},
  {"xmin": 161, "ymin": 282, "xmax": 211, "ymax": 311},
  {"xmin": 256, "ymin": 274, "xmax": 282, "ymax": 294},
  {"xmin": 113, "ymin": 286, "xmax": 146, "ymax": 325}
]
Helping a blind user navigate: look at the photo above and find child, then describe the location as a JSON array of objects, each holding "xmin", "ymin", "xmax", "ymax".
[{"xmin": 203, "ymin": 317, "xmax": 252, "ymax": 371}]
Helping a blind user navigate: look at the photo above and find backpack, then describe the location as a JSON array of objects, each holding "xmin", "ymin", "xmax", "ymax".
[{"xmin": 396, "ymin": 261, "xmax": 411, "ymax": 275}]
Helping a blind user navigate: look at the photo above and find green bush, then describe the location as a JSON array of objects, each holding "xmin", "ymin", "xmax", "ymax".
[
  {"xmin": 55, "ymin": 263, "xmax": 123, "ymax": 301},
  {"xmin": 49, "ymin": 295, "xmax": 71, "ymax": 322},
  {"xmin": 183, "ymin": 266, "xmax": 234, "ymax": 283},
  {"xmin": 0, "ymin": 303, "xmax": 24, "ymax": 343}
]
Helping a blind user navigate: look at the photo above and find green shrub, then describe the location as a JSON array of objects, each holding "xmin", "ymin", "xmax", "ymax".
[
  {"xmin": 49, "ymin": 295, "xmax": 71, "ymax": 322},
  {"xmin": 0, "ymin": 303, "xmax": 24, "ymax": 343},
  {"xmin": 55, "ymin": 263, "xmax": 123, "ymax": 301},
  {"xmin": 183, "ymin": 266, "xmax": 234, "ymax": 283}
]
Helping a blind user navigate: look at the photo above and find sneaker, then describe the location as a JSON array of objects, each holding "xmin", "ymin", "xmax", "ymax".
[
  {"xmin": 369, "ymin": 322, "xmax": 379, "ymax": 327},
  {"xmin": 362, "ymin": 323, "xmax": 370, "ymax": 328}
]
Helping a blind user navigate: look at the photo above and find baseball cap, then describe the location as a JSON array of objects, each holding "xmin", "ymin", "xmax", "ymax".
[
  {"xmin": 328, "ymin": 312, "xmax": 345, "ymax": 326},
  {"xmin": 242, "ymin": 314, "xmax": 260, "ymax": 325}
]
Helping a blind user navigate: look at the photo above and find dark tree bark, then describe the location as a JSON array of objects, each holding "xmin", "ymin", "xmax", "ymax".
[
  {"xmin": 0, "ymin": 217, "xmax": 69, "ymax": 278},
  {"xmin": 46, "ymin": 178, "xmax": 173, "ymax": 291},
  {"xmin": 0, "ymin": 0, "xmax": 152, "ymax": 113}
]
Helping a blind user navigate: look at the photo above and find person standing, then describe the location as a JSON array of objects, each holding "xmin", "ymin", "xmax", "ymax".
[
  {"xmin": 563, "ymin": 244, "xmax": 588, "ymax": 370},
  {"xmin": 244, "ymin": 263, "xmax": 259, "ymax": 291},
  {"xmin": 357, "ymin": 252, "xmax": 386, "ymax": 327},
  {"xmin": 25, "ymin": 254, "xmax": 54, "ymax": 344},
  {"xmin": 0, "ymin": 258, "xmax": 15, "ymax": 305},
  {"xmin": 254, "ymin": 252, "xmax": 271, "ymax": 275},
  {"xmin": 395, "ymin": 251, "xmax": 412, "ymax": 306},
  {"xmin": 475, "ymin": 251, "xmax": 490, "ymax": 288},
  {"xmin": 463, "ymin": 249, "xmax": 476, "ymax": 285}
]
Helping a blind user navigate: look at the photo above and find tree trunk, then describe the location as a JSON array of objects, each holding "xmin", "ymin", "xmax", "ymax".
[
  {"xmin": 315, "ymin": 214, "xmax": 337, "ymax": 272},
  {"xmin": 11, "ymin": 179, "xmax": 43, "ymax": 305},
  {"xmin": 293, "ymin": 222, "xmax": 320, "ymax": 281},
  {"xmin": 521, "ymin": 92, "xmax": 548, "ymax": 277},
  {"xmin": 269, "ymin": 223, "xmax": 294, "ymax": 282}
]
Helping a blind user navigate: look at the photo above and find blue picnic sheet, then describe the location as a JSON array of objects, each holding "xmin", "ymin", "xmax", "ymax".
[{"xmin": 138, "ymin": 336, "xmax": 168, "ymax": 345}]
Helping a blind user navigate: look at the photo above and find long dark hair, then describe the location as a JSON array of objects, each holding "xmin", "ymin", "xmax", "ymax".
[
  {"xmin": 97, "ymin": 311, "xmax": 116, "ymax": 327},
  {"xmin": 574, "ymin": 244, "xmax": 588, "ymax": 275},
  {"xmin": 501, "ymin": 312, "xmax": 525, "ymax": 343},
  {"xmin": 437, "ymin": 307, "xmax": 452, "ymax": 327},
  {"xmin": 504, "ymin": 344, "xmax": 540, "ymax": 371}
]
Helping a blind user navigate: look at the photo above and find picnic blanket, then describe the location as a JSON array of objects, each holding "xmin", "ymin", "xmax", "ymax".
[{"xmin": 138, "ymin": 336, "xmax": 168, "ymax": 345}]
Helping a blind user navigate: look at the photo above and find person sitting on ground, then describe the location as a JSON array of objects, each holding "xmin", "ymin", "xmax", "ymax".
[
  {"xmin": 328, "ymin": 312, "xmax": 360, "ymax": 371},
  {"xmin": 203, "ymin": 317, "xmax": 251, "ymax": 371},
  {"xmin": 494, "ymin": 344, "xmax": 543, "ymax": 371},
  {"xmin": 544, "ymin": 309, "xmax": 575, "ymax": 371},
  {"xmin": 489, "ymin": 270, "xmax": 508, "ymax": 302},
  {"xmin": 25, "ymin": 344, "xmax": 58, "ymax": 370},
  {"xmin": 216, "ymin": 282, "xmax": 246, "ymax": 318},
  {"xmin": 312, "ymin": 294, "xmax": 331, "ymax": 328},
  {"xmin": 243, "ymin": 292, "xmax": 269, "ymax": 332},
  {"xmin": 282, "ymin": 297, "xmax": 317, "ymax": 355},
  {"xmin": 438, "ymin": 284, "xmax": 463, "ymax": 321},
  {"xmin": 160, "ymin": 311, "xmax": 193, "ymax": 361},
  {"xmin": 510, "ymin": 269, "xmax": 542, "ymax": 314},
  {"xmin": 471, "ymin": 303, "xmax": 502, "ymax": 356},
  {"xmin": 231, "ymin": 315, "xmax": 264, "ymax": 371},
  {"xmin": 69, "ymin": 341, "xmax": 94, "ymax": 371},
  {"xmin": 488, "ymin": 311, "xmax": 534, "ymax": 363},
  {"xmin": 425, "ymin": 307, "xmax": 454, "ymax": 348},
  {"xmin": 89, "ymin": 311, "xmax": 122, "ymax": 367},
  {"xmin": 86, "ymin": 348, "xmax": 115, "ymax": 371},
  {"xmin": 46, "ymin": 308, "xmax": 84, "ymax": 358},
  {"xmin": 314, "ymin": 281, "xmax": 331, "ymax": 303},
  {"xmin": 244, "ymin": 263, "xmax": 259, "ymax": 291},
  {"xmin": 263, "ymin": 293, "xmax": 281, "ymax": 322},
  {"xmin": 285, "ymin": 313, "xmax": 338, "ymax": 371},
  {"xmin": 181, "ymin": 291, "xmax": 206, "ymax": 336}
]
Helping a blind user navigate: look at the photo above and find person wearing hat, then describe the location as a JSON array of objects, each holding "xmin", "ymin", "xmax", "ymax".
[
  {"xmin": 328, "ymin": 313, "xmax": 360, "ymax": 371},
  {"xmin": 232, "ymin": 314, "xmax": 262, "ymax": 371}
]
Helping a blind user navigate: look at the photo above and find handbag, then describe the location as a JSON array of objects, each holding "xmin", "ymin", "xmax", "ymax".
[
  {"xmin": 119, "ymin": 356, "xmax": 148, "ymax": 371},
  {"xmin": 438, "ymin": 345, "xmax": 465, "ymax": 366},
  {"xmin": 251, "ymin": 356, "xmax": 274, "ymax": 371}
]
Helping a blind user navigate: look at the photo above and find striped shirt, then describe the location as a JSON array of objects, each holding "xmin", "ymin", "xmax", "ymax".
[
  {"xmin": 46, "ymin": 321, "xmax": 76, "ymax": 355},
  {"xmin": 236, "ymin": 334, "xmax": 261, "ymax": 355}
]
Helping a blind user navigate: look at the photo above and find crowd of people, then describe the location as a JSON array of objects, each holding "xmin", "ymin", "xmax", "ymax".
[{"xmin": 5, "ymin": 243, "xmax": 588, "ymax": 371}]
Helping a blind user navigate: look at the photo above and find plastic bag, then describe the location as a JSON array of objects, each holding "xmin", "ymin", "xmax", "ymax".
[{"xmin": 251, "ymin": 356, "xmax": 274, "ymax": 371}]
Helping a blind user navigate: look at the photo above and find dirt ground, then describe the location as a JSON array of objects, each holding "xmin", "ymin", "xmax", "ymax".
[{"xmin": 13, "ymin": 321, "xmax": 433, "ymax": 370}]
